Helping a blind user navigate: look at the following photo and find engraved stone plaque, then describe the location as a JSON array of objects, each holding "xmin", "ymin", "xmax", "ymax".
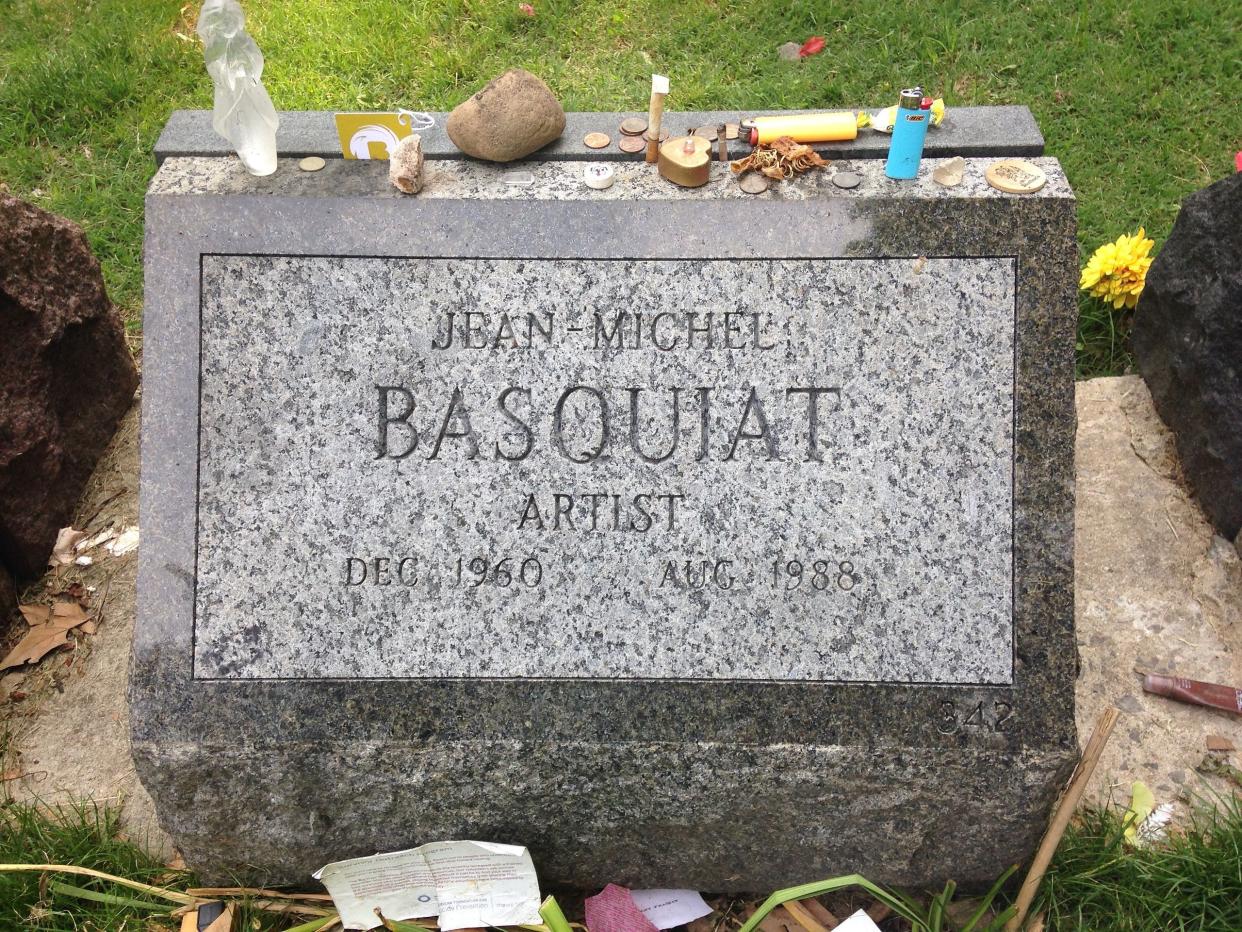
[
  {"xmin": 195, "ymin": 256, "xmax": 1015, "ymax": 684},
  {"xmin": 135, "ymin": 139, "xmax": 1078, "ymax": 891}
]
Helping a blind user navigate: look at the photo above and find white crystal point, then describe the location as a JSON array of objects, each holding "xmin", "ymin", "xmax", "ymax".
[{"xmin": 198, "ymin": 0, "xmax": 279, "ymax": 176}]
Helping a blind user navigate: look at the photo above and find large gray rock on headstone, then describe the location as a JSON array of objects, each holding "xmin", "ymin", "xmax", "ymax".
[
  {"xmin": 134, "ymin": 145, "xmax": 1079, "ymax": 889},
  {"xmin": 1132, "ymin": 173, "xmax": 1242, "ymax": 539},
  {"xmin": 0, "ymin": 195, "xmax": 139, "ymax": 578}
]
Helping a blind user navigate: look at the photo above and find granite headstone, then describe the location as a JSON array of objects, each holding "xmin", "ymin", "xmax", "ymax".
[{"xmin": 134, "ymin": 121, "xmax": 1078, "ymax": 890}]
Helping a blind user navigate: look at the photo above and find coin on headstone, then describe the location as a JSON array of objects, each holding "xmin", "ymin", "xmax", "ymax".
[
  {"xmin": 617, "ymin": 134, "xmax": 646, "ymax": 154},
  {"xmin": 298, "ymin": 156, "xmax": 326, "ymax": 172},
  {"xmin": 832, "ymin": 171, "xmax": 861, "ymax": 189},
  {"xmin": 985, "ymin": 159, "xmax": 1046, "ymax": 194},
  {"xmin": 739, "ymin": 172, "xmax": 770, "ymax": 195},
  {"xmin": 725, "ymin": 123, "xmax": 740, "ymax": 140},
  {"xmin": 619, "ymin": 117, "xmax": 648, "ymax": 136},
  {"xmin": 695, "ymin": 125, "xmax": 718, "ymax": 141},
  {"xmin": 646, "ymin": 128, "xmax": 670, "ymax": 143},
  {"xmin": 583, "ymin": 132, "xmax": 611, "ymax": 150}
]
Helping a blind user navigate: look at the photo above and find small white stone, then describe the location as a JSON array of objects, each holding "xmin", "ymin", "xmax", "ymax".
[{"xmin": 389, "ymin": 135, "xmax": 424, "ymax": 195}]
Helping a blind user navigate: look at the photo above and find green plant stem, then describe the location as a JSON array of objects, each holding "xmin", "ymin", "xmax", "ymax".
[{"xmin": 48, "ymin": 879, "xmax": 170, "ymax": 911}]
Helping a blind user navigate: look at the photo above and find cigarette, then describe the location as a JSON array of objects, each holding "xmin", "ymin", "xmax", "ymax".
[{"xmin": 645, "ymin": 74, "xmax": 668, "ymax": 164}]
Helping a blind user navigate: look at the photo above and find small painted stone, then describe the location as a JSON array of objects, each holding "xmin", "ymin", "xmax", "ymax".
[{"xmin": 388, "ymin": 135, "xmax": 424, "ymax": 194}]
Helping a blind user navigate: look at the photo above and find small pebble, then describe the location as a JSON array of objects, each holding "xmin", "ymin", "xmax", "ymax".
[{"xmin": 298, "ymin": 156, "xmax": 326, "ymax": 172}]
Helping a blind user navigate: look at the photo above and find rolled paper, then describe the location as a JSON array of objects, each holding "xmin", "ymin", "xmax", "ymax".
[{"xmin": 749, "ymin": 111, "xmax": 858, "ymax": 145}]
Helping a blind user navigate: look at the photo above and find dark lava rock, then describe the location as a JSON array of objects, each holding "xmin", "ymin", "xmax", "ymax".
[
  {"xmin": 0, "ymin": 195, "xmax": 138, "ymax": 577},
  {"xmin": 1133, "ymin": 173, "xmax": 1242, "ymax": 540}
]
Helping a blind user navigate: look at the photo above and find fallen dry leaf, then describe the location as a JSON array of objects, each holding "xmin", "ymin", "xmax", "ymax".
[
  {"xmin": 0, "ymin": 624, "xmax": 71, "ymax": 670},
  {"xmin": 49, "ymin": 527, "xmax": 86, "ymax": 567},
  {"xmin": 1207, "ymin": 734, "xmax": 1236, "ymax": 752},
  {"xmin": 2, "ymin": 601, "xmax": 93, "ymax": 670}
]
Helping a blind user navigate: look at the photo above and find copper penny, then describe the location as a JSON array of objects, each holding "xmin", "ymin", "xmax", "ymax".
[
  {"xmin": 832, "ymin": 171, "xmax": 861, "ymax": 189},
  {"xmin": 619, "ymin": 117, "xmax": 648, "ymax": 136},
  {"xmin": 725, "ymin": 123, "xmax": 740, "ymax": 140},
  {"xmin": 739, "ymin": 172, "xmax": 770, "ymax": 194},
  {"xmin": 645, "ymin": 128, "xmax": 670, "ymax": 143},
  {"xmin": 617, "ymin": 134, "xmax": 646, "ymax": 153},
  {"xmin": 583, "ymin": 132, "xmax": 611, "ymax": 149},
  {"xmin": 695, "ymin": 124, "xmax": 718, "ymax": 141}
]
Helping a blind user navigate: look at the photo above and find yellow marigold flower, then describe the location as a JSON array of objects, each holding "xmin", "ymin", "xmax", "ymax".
[{"xmin": 1080, "ymin": 228, "xmax": 1155, "ymax": 310}]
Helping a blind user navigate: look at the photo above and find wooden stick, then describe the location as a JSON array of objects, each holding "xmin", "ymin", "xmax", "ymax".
[
  {"xmin": 187, "ymin": 886, "xmax": 333, "ymax": 901},
  {"xmin": 781, "ymin": 900, "xmax": 830, "ymax": 932},
  {"xmin": 1005, "ymin": 705, "xmax": 1120, "ymax": 932}
]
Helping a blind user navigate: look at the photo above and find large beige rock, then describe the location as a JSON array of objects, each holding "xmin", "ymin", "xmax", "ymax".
[
  {"xmin": 1075, "ymin": 376, "xmax": 1242, "ymax": 813},
  {"xmin": 446, "ymin": 68, "xmax": 565, "ymax": 162}
]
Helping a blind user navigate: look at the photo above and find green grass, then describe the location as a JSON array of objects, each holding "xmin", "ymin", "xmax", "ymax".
[
  {"xmin": 1034, "ymin": 795, "xmax": 1242, "ymax": 930},
  {"xmin": 1, "ymin": 0, "xmax": 1238, "ymax": 373}
]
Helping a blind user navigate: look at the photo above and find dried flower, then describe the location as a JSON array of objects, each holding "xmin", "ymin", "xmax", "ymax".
[
  {"xmin": 1080, "ymin": 228, "xmax": 1155, "ymax": 309},
  {"xmin": 730, "ymin": 136, "xmax": 828, "ymax": 181},
  {"xmin": 518, "ymin": 3, "xmax": 535, "ymax": 15}
]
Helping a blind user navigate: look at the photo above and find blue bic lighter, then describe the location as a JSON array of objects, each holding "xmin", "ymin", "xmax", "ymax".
[{"xmin": 884, "ymin": 87, "xmax": 932, "ymax": 179}]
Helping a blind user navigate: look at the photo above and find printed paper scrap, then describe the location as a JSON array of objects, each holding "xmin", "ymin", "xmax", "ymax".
[
  {"xmin": 629, "ymin": 890, "xmax": 713, "ymax": 930},
  {"xmin": 314, "ymin": 840, "xmax": 542, "ymax": 931}
]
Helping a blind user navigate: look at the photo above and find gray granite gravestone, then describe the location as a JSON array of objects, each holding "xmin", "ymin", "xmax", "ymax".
[{"xmin": 134, "ymin": 121, "xmax": 1078, "ymax": 890}]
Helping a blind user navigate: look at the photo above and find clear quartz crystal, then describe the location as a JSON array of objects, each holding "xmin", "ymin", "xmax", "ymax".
[{"xmin": 197, "ymin": 0, "xmax": 279, "ymax": 176}]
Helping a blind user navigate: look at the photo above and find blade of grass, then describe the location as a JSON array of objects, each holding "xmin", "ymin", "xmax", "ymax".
[{"xmin": 48, "ymin": 878, "xmax": 170, "ymax": 912}]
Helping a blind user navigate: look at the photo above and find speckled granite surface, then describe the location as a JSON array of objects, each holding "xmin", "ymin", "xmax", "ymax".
[{"xmin": 135, "ymin": 149, "xmax": 1078, "ymax": 888}]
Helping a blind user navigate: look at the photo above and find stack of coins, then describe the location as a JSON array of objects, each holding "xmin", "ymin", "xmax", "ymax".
[{"xmin": 618, "ymin": 117, "xmax": 649, "ymax": 154}]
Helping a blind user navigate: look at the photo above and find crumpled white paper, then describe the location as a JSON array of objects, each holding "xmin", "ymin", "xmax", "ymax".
[{"xmin": 314, "ymin": 840, "xmax": 542, "ymax": 931}]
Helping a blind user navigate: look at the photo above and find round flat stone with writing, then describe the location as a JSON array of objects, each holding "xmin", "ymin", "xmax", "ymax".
[
  {"xmin": 986, "ymin": 159, "xmax": 1046, "ymax": 194},
  {"xmin": 298, "ymin": 156, "xmax": 326, "ymax": 172},
  {"xmin": 739, "ymin": 172, "xmax": 770, "ymax": 194},
  {"xmin": 617, "ymin": 134, "xmax": 646, "ymax": 154},
  {"xmin": 619, "ymin": 117, "xmax": 648, "ymax": 136},
  {"xmin": 583, "ymin": 132, "xmax": 611, "ymax": 150},
  {"xmin": 832, "ymin": 171, "xmax": 861, "ymax": 189}
]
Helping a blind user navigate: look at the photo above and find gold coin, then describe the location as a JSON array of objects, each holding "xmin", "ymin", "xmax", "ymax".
[
  {"xmin": 739, "ymin": 172, "xmax": 770, "ymax": 194},
  {"xmin": 618, "ymin": 134, "xmax": 646, "ymax": 153},
  {"xmin": 725, "ymin": 123, "xmax": 740, "ymax": 140},
  {"xmin": 583, "ymin": 132, "xmax": 611, "ymax": 149},
  {"xmin": 985, "ymin": 159, "xmax": 1046, "ymax": 194},
  {"xmin": 619, "ymin": 117, "xmax": 648, "ymax": 136},
  {"xmin": 695, "ymin": 124, "xmax": 718, "ymax": 141},
  {"xmin": 298, "ymin": 156, "xmax": 326, "ymax": 172}
]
